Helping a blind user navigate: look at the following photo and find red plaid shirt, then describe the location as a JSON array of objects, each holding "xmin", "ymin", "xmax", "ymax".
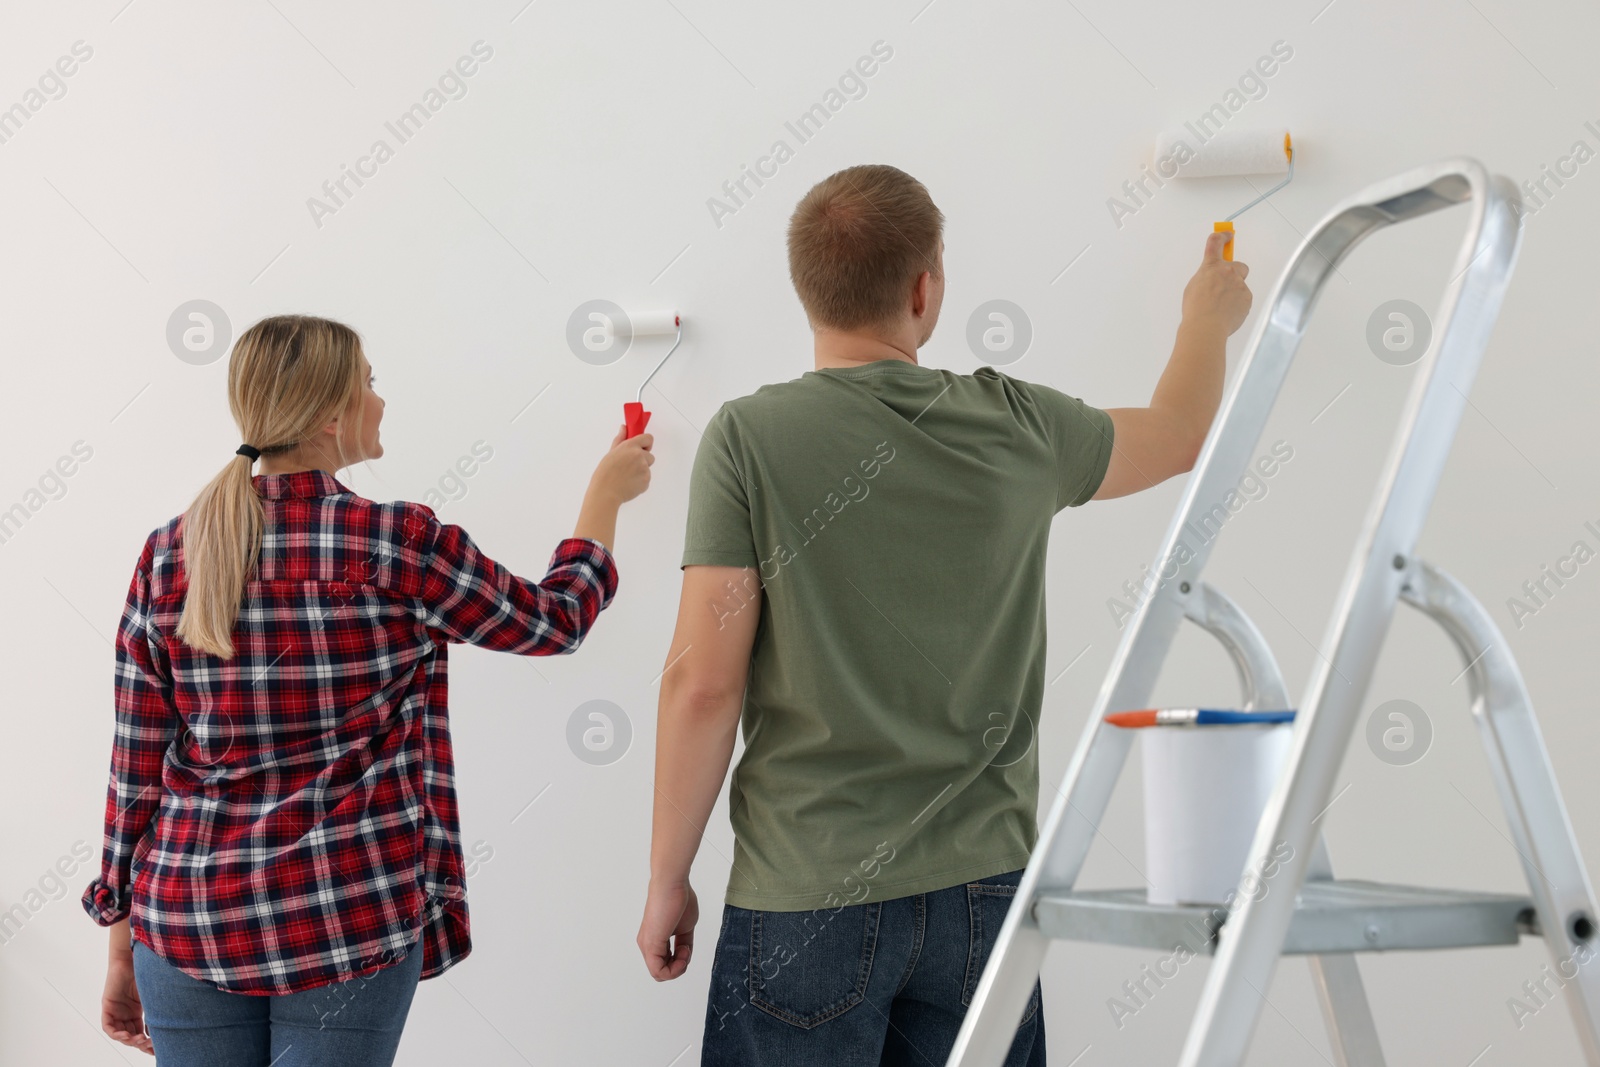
[{"xmin": 82, "ymin": 469, "xmax": 618, "ymax": 994}]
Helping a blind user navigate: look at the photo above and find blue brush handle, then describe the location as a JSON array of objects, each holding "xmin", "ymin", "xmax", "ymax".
[{"xmin": 1193, "ymin": 709, "xmax": 1296, "ymax": 725}]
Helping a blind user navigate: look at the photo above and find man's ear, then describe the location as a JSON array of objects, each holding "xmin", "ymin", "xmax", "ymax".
[{"xmin": 912, "ymin": 270, "xmax": 932, "ymax": 317}]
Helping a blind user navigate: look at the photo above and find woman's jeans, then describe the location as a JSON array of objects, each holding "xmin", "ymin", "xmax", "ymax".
[
  {"xmin": 131, "ymin": 937, "xmax": 423, "ymax": 1067},
  {"xmin": 702, "ymin": 867, "xmax": 1046, "ymax": 1066}
]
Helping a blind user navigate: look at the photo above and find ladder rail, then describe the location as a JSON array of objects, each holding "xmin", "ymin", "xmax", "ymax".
[
  {"xmin": 1179, "ymin": 160, "xmax": 1523, "ymax": 1065},
  {"xmin": 1401, "ymin": 561, "xmax": 1600, "ymax": 1064},
  {"xmin": 947, "ymin": 157, "xmax": 1523, "ymax": 1067},
  {"xmin": 1186, "ymin": 582, "xmax": 1388, "ymax": 1066},
  {"xmin": 1181, "ymin": 581, "xmax": 1290, "ymax": 712}
]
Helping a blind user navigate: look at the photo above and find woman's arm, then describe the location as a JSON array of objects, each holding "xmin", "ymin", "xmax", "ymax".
[
  {"xmin": 86, "ymin": 543, "xmax": 174, "ymax": 1055},
  {"xmin": 573, "ymin": 425, "xmax": 654, "ymax": 550},
  {"xmin": 411, "ymin": 426, "xmax": 655, "ymax": 654},
  {"xmin": 108, "ymin": 917, "xmax": 132, "ymax": 956},
  {"xmin": 102, "ymin": 918, "xmax": 151, "ymax": 1053},
  {"xmin": 83, "ymin": 541, "xmax": 181, "ymax": 928}
]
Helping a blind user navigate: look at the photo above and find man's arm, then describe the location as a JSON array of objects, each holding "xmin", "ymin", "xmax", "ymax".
[
  {"xmin": 1092, "ymin": 318, "xmax": 1227, "ymax": 499},
  {"xmin": 1092, "ymin": 230, "xmax": 1252, "ymax": 500},
  {"xmin": 639, "ymin": 564, "xmax": 761, "ymax": 980}
]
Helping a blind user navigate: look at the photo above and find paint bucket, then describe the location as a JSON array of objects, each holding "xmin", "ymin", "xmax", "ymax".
[{"xmin": 1141, "ymin": 722, "xmax": 1295, "ymax": 906}]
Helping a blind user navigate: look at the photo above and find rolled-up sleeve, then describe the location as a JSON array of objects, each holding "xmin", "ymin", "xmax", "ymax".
[
  {"xmin": 411, "ymin": 504, "xmax": 619, "ymax": 655},
  {"xmin": 82, "ymin": 538, "xmax": 181, "ymax": 926}
]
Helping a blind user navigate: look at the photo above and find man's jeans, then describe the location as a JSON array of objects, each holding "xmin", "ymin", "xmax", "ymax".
[{"xmin": 701, "ymin": 867, "xmax": 1045, "ymax": 1066}]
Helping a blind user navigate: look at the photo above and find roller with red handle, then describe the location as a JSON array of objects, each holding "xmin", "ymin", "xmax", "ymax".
[{"xmin": 621, "ymin": 311, "xmax": 682, "ymax": 438}]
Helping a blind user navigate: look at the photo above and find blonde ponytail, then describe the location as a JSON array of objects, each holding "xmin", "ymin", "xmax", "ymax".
[{"xmin": 174, "ymin": 315, "xmax": 366, "ymax": 659}]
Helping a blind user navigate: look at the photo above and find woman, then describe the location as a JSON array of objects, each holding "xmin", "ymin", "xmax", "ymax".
[{"xmin": 80, "ymin": 314, "xmax": 653, "ymax": 1064}]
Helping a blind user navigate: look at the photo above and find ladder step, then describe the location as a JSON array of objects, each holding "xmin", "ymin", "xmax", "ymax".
[{"xmin": 1033, "ymin": 879, "xmax": 1536, "ymax": 955}]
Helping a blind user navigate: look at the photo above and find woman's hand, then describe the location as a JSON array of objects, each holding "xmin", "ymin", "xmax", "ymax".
[
  {"xmin": 102, "ymin": 952, "xmax": 153, "ymax": 1055},
  {"xmin": 637, "ymin": 878, "xmax": 698, "ymax": 981},
  {"xmin": 574, "ymin": 425, "xmax": 655, "ymax": 549},
  {"xmin": 591, "ymin": 424, "xmax": 655, "ymax": 505}
]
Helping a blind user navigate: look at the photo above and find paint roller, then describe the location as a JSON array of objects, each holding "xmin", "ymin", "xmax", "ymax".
[
  {"xmin": 610, "ymin": 310, "xmax": 682, "ymax": 438},
  {"xmin": 1153, "ymin": 127, "xmax": 1293, "ymax": 261}
]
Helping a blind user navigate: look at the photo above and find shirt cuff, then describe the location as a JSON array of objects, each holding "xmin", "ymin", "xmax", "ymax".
[
  {"xmin": 552, "ymin": 537, "xmax": 619, "ymax": 607},
  {"xmin": 81, "ymin": 879, "xmax": 130, "ymax": 926}
]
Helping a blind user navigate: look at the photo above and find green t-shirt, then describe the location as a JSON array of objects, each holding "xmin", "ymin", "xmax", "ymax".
[{"xmin": 682, "ymin": 359, "xmax": 1114, "ymax": 911}]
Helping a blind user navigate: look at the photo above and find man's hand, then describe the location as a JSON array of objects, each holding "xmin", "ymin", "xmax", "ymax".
[
  {"xmin": 639, "ymin": 566, "xmax": 757, "ymax": 981},
  {"xmin": 102, "ymin": 953, "xmax": 154, "ymax": 1055},
  {"xmin": 638, "ymin": 878, "xmax": 699, "ymax": 981},
  {"xmin": 1092, "ymin": 231, "xmax": 1253, "ymax": 500},
  {"xmin": 1181, "ymin": 230, "xmax": 1253, "ymax": 336}
]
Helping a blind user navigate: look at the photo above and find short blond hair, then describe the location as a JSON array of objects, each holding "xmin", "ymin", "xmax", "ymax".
[{"xmin": 786, "ymin": 164, "xmax": 944, "ymax": 331}]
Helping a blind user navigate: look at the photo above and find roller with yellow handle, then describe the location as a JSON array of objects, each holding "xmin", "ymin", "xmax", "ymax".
[{"xmin": 1154, "ymin": 128, "xmax": 1294, "ymax": 262}]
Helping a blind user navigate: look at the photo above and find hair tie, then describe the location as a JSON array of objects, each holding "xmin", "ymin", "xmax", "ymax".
[{"xmin": 236, "ymin": 444, "xmax": 262, "ymax": 462}]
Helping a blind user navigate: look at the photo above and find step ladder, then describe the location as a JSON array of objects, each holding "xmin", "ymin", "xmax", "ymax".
[{"xmin": 948, "ymin": 158, "xmax": 1600, "ymax": 1067}]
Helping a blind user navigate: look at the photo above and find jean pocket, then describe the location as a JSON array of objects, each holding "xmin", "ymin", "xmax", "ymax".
[
  {"xmin": 963, "ymin": 880, "xmax": 1040, "ymax": 1026},
  {"xmin": 748, "ymin": 901, "xmax": 882, "ymax": 1029}
]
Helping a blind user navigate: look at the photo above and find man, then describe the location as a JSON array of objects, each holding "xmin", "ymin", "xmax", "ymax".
[{"xmin": 637, "ymin": 164, "xmax": 1251, "ymax": 1065}]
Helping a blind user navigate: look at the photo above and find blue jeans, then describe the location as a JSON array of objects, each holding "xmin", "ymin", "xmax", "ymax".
[
  {"xmin": 702, "ymin": 868, "xmax": 1045, "ymax": 1066},
  {"xmin": 131, "ymin": 938, "xmax": 423, "ymax": 1067}
]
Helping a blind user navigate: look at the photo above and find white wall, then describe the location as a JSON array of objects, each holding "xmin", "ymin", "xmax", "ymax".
[{"xmin": 3, "ymin": 0, "xmax": 1598, "ymax": 1063}]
